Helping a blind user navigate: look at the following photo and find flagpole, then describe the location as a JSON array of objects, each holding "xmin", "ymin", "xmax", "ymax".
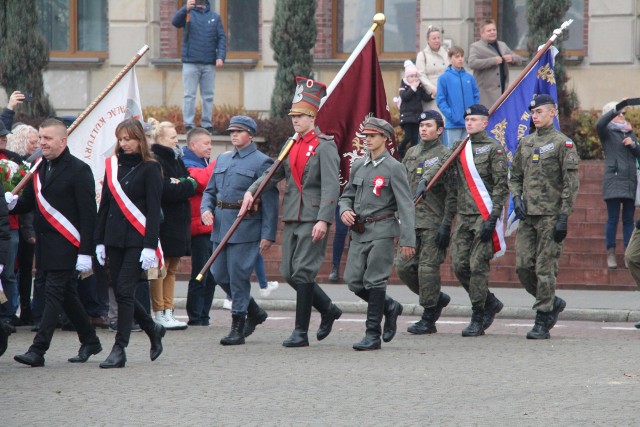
[
  {"xmin": 414, "ymin": 19, "xmax": 572, "ymax": 205},
  {"xmin": 11, "ymin": 45, "xmax": 149, "ymax": 196},
  {"xmin": 195, "ymin": 14, "xmax": 387, "ymax": 281},
  {"xmin": 322, "ymin": 13, "xmax": 385, "ymax": 104}
]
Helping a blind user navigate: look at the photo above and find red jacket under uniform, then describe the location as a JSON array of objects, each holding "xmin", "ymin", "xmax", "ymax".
[{"xmin": 187, "ymin": 160, "xmax": 215, "ymax": 236}]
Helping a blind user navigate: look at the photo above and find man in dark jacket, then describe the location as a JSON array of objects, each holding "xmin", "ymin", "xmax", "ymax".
[
  {"xmin": 7, "ymin": 119, "xmax": 101, "ymax": 367},
  {"xmin": 172, "ymin": 0, "xmax": 227, "ymax": 134}
]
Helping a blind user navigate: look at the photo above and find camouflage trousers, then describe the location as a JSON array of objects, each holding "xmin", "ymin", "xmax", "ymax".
[
  {"xmin": 451, "ymin": 214, "xmax": 494, "ymax": 307},
  {"xmin": 395, "ymin": 228, "xmax": 446, "ymax": 308},
  {"xmin": 625, "ymin": 228, "xmax": 640, "ymax": 290},
  {"xmin": 515, "ymin": 215, "xmax": 563, "ymax": 312}
]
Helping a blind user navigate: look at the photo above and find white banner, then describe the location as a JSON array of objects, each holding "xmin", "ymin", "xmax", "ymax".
[{"xmin": 67, "ymin": 68, "xmax": 143, "ymax": 202}]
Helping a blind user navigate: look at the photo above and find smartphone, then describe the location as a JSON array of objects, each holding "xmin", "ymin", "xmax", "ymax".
[
  {"xmin": 23, "ymin": 92, "xmax": 33, "ymax": 102},
  {"xmin": 195, "ymin": 0, "xmax": 206, "ymax": 6}
]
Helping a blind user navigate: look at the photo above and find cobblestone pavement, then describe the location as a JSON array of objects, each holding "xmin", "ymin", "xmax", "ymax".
[{"xmin": 2, "ymin": 309, "xmax": 640, "ymax": 426}]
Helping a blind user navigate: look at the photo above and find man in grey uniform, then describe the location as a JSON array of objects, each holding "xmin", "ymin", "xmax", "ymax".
[
  {"xmin": 339, "ymin": 117, "xmax": 415, "ymax": 350},
  {"xmin": 241, "ymin": 76, "xmax": 342, "ymax": 348},
  {"xmin": 396, "ymin": 110, "xmax": 455, "ymax": 335}
]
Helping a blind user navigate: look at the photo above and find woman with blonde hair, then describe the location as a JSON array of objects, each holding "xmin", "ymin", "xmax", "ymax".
[
  {"xmin": 148, "ymin": 117, "xmax": 195, "ymax": 330},
  {"xmin": 6, "ymin": 124, "xmax": 39, "ymax": 157},
  {"xmin": 416, "ymin": 25, "xmax": 449, "ymax": 111}
]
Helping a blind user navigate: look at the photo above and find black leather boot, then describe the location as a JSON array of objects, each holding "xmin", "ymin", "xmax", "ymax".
[
  {"xmin": 283, "ymin": 284, "xmax": 313, "ymax": 347},
  {"xmin": 546, "ymin": 296, "xmax": 566, "ymax": 330},
  {"xmin": 483, "ymin": 292, "xmax": 504, "ymax": 330},
  {"xmin": 0, "ymin": 321, "xmax": 8, "ymax": 357},
  {"xmin": 314, "ymin": 283, "xmax": 341, "ymax": 341},
  {"xmin": 68, "ymin": 342, "xmax": 103, "ymax": 363},
  {"xmin": 146, "ymin": 323, "xmax": 166, "ymax": 361},
  {"xmin": 317, "ymin": 304, "xmax": 342, "ymax": 341},
  {"xmin": 407, "ymin": 307, "xmax": 437, "ymax": 334},
  {"xmin": 244, "ymin": 298, "xmax": 268, "ymax": 338},
  {"xmin": 433, "ymin": 292, "xmax": 451, "ymax": 321},
  {"xmin": 382, "ymin": 295, "xmax": 403, "ymax": 342},
  {"xmin": 527, "ymin": 311, "xmax": 551, "ymax": 339},
  {"xmin": 220, "ymin": 314, "xmax": 246, "ymax": 345},
  {"xmin": 461, "ymin": 305, "xmax": 485, "ymax": 337},
  {"xmin": 353, "ymin": 288, "xmax": 385, "ymax": 351},
  {"xmin": 99, "ymin": 345, "xmax": 126, "ymax": 369}
]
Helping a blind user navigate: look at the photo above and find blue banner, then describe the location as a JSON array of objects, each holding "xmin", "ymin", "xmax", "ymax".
[
  {"xmin": 486, "ymin": 48, "xmax": 558, "ymax": 235},
  {"xmin": 487, "ymin": 49, "xmax": 558, "ymax": 163}
]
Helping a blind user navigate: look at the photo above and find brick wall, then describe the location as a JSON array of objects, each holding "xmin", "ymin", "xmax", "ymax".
[
  {"xmin": 314, "ymin": 0, "xmax": 333, "ymax": 59},
  {"xmin": 159, "ymin": 0, "xmax": 180, "ymax": 58}
]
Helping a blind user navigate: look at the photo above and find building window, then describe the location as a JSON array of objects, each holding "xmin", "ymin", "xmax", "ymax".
[
  {"xmin": 37, "ymin": 0, "xmax": 108, "ymax": 57},
  {"xmin": 494, "ymin": 0, "xmax": 585, "ymax": 57},
  {"xmin": 220, "ymin": 0, "xmax": 260, "ymax": 59},
  {"xmin": 334, "ymin": 0, "xmax": 417, "ymax": 58}
]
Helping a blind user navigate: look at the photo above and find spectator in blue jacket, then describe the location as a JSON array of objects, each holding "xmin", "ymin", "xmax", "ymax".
[
  {"xmin": 436, "ymin": 46, "xmax": 480, "ymax": 148},
  {"xmin": 172, "ymin": 0, "xmax": 227, "ymax": 135}
]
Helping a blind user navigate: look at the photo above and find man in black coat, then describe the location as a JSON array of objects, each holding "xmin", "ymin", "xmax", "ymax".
[{"xmin": 6, "ymin": 118, "xmax": 101, "ymax": 367}]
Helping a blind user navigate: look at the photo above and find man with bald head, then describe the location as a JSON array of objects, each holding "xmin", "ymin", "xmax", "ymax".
[{"xmin": 6, "ymin": 118, "xmax": 101, "ymax": 367}]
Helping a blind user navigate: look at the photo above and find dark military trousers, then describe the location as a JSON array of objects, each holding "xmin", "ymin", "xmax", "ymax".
[
  {"xmin": 625, "ymin": 228, "xmax": 640, "ymax": 288},
  {"xmin": 395, "ymin": 228, "xmax": 446, "ymax": 308},
  {"xmin": 451, "ymin": 214, "xmax": 493, "ymax": 307},
  {"xmin": 515, "ymin": 215, "xmax": 562, "ymax": 312},
  {"xmin": 345, "ymin": 237, "xmax": 395, "ymax": 293}
]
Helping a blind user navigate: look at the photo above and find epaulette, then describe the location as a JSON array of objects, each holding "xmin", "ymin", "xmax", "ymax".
[{"xmin": 317, "ymin": 133, "xmax": 335, "ymax": 141}]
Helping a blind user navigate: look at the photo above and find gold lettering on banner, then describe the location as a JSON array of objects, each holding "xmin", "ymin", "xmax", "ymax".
[{"xmin": 490, "ymin": 119, "xmax": 507, "ymax": 147}]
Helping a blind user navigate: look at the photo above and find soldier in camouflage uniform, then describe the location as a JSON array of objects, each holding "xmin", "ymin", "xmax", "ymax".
[
  {"xmin": 509, "ymin": 94, "xmax": 579, "ymax": 339},
  {"xmin": 395, "ymin": 110, "xmax": 455, "ymax": 335},
  {"xmin": 339, "ymin": 117, "xmax": 415, "ymax": 350},
  {"xmin": 418, "ymin": 104, "xmax": 508, "ymax": 337}
]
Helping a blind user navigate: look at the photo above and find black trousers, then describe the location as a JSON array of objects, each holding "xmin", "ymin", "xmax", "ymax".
[
  {"xmin": 17, "ymin": 237, "xmax": 35, "ymax": 320},
  {"xmin": 107, "ymin": 247, "xmax": 155, "ymax": 348},
  {"xmin": 29, "ymin": 269, "xmax": 99, "ymax": 356}
]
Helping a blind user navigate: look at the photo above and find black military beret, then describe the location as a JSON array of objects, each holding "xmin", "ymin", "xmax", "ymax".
[
  {"xmin": 529, "ymin": 94, "xmax": 556, "ymax": 110},
  {"xmin": 464, "ymin": 104, "xmax": 489, "ymax": 117},
  {"xmin": 419, "ymin": 110, "xmax": 443, "ymax": 122}
]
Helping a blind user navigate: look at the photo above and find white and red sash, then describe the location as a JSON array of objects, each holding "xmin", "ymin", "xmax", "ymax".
[
  {"xmin": 105, "ymin": 156, "xmax": 164, "ymax": 268},
  {"xmin": 33, "ymin": 160, "xmax": 81, "ymax": 248},
  {"xmin": 459, "ymin": 141, "xmax": 506, "ymax": 258}
]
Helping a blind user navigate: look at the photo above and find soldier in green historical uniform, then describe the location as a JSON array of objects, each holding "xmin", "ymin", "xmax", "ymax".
[
  {"xmin": 509, "ymin": 94, "xmax": 579, "ymax": 339},
  {"xmin": 241, "ymin": 76, "xmax": 342, "ymax": 348},
  {"xmin": 339, "ymin": 117, "xmax": 415, "ymax": 350},
  {"xmin": 418, "ymin": 104, "xmax": 508, "ymax": 337},
  {"xmin": 395, "ymin": 110, "xmax": 455, "ymax": 335}
]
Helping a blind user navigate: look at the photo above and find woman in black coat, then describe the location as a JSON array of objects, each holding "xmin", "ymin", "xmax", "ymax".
[
  {"xmin": 95, "ymin": 119, "xmax": 165, "ymax": 368},
  {"xmin": 148, "ymin": 118, "xmax": 195, "ymax": 330},
  {"xmin": 597, "ymin": 100, "xmax": 640, "ymax": 269}
]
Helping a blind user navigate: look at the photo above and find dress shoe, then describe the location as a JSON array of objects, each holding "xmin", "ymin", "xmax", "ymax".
[
  {"xmin": 2, "ymin": 319, "xmax": 16, "ymax": 334},
  {"xmin": 317, "ymin": 304, "xmax": 342, "ymax": 341},
  {"xmin": 99, "ymin": 345, "xmax": 126, "ymax": 369},
  {"xmin": 90, "ymin": 316, "xmax": 109, "ymax": 329},
  {"xmin": 68, "ymin": 342, "xmax": 103, "ymax": 363},
  {"xmin": 31, "ymin": 322, "xmax": 41, "ymax": 332},
  {"xmin": 146, "ymin": 323, "xmax": 166, "ymax": 361},
  {"xmin": 14, "ymin": 351, "xmax": 45, "ymax": 367}
]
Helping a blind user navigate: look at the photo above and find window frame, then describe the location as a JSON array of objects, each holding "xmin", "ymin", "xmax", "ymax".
[
  {"xmin": 218, "ymin": 0, "xmax": 260, "ymax": 60},
  {"xmin": 491, "ymin": 0, "xmax": 587, "ymax": 58},
  {"xmin": 331, "ymin": 0, "xmax": 418, "ymax": 59},
  {"xmin": 45, "ymin": 0, "xmax": 108, "ymax": 59}
]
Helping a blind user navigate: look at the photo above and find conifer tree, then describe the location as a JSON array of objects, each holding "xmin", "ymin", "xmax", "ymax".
[
  {"xmin": 526, "ymin": 0, "xmax": 579, "ymax": 120},
  {"xmin": 0, "ymin": 0, "xmax": 55, "ymax": 118},
  {"xmin": 270, "ymin": 0, "xmax": 317, "ymax": 119}
]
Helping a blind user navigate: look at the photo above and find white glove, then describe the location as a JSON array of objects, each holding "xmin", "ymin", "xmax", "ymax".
[
  {"xmin": 5, "ymin": 192, "xmax": 18, "ymax": 210},
  {"xmin": 139, "ymin": 248, "xmax": 156, "ymax": 270},
  {"xmin": 95, "ymin": 244, "xmax": 106, "ymax": 266},
  {"xmin": 76, "ymin": 254, "xmax": 92, "ymax": 273}
]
